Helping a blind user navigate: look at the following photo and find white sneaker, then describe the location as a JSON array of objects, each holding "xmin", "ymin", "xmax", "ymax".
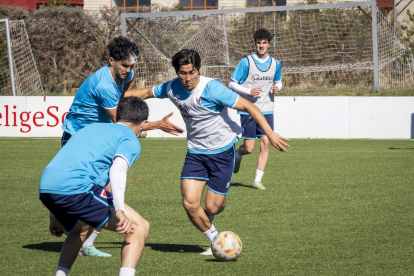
[
  {"xmin": 252, "ymin": 181, "xmax": 266, "ymax": 190},
  {"xmin": 78, "ymin": 245, "xmax": 112, "ymax": 257},
  {"xmin": 200, "ymin": 247, "xmax": 213, "ymax": 256},
  {"xmin": 233, "ymin": 154, "xmax": 243, "ymax": 173}
]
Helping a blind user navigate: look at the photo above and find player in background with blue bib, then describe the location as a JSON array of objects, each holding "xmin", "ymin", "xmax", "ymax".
[
  {"xmin": 229, "ymin": 28, "xmax": 283, "ymax": 190},
  {"xmin": 40, "ymin": 97, "xmax": 150, "ymax": 276},
  {"xmin": 60, "ymin": 37, "xmax": 184, "ymax": 257},
  {"xmin": 124, "ymin": 49, "xmax": 290, "ymax": 256}
]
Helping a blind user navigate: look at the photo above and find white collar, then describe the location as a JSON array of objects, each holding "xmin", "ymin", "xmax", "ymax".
[{"xmin": 252, "ymin": 53, "xmax": 270, "ymax": 63}]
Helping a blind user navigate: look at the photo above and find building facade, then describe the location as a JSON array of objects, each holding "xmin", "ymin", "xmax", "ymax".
[
  {"xmin": 84, "ymin": 0, "xmax": 411, "ymax": 31},
  {"xmin": 84, "ymin": 0, "xmax": 287, "ymax": 12}
]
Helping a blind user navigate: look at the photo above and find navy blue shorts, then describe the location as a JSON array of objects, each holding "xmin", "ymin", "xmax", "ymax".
[
  {"xmin": 180, "ymin": 146, "xmax": 235, "ymax": 195},
  {"xmin": 240, "ymin": 114, "xmax": 274, "ymax": 139},
  {"xmin": 61, "ymin": 131, "xmax": 72, "ymax": 147},
  {"xmin": 39, "ymin": 184, "xmax": 114, "ymax": 233}
]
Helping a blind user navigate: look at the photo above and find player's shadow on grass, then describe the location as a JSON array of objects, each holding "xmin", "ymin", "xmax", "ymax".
[
  {"xmin": 96, "ymin": 242, "xmax": 204, "ymax": 253},
  {"xmin": 23, "ymin": 242, "xmax": 206, "ymax": 254},
  {"xmin": 146, "ymin": 243, "xmax": 205, "ymax": 253},
  {"xmin": 23, "ymin": 241, "xmax": 119, "ymax": 253},
  {"xmin": 205, "ymin": 259, "xmax": 238, "ymax": 263},
  {"xmin": 231, "ymin": 182, "xmax": 252, "ymax": 189},
  {"xmin": 23, "ymin": 242, "xmax": 62, "ymax": 253},
  {"xmin": 103, "ymin": 242, "xmax": 206, "ymax": 253}
]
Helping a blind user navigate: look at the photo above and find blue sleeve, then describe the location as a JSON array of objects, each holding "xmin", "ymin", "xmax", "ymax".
[
  {"xmin": 231, "ymin": 57, "xmax": 249, "ymax": 84},
  {"xmin": 153, "ymin": 81, "xmax": 170, "ymax": 98},
  {"xmin": 115, "ymin": 134, "xmax": 141, "ymax": 166},
  {"xmin": 274, "ymin": 60, "xmax": 282, "ymax": 82},
  {"xmin": 200, "ymin": 80, "xmax": 239, "ymax": 111},
  {"xmin": 95, "ymin": 81, "xmax": 118, "ymax": 109}
]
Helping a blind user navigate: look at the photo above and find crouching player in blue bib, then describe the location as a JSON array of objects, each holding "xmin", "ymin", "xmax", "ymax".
[
  {"xmin": 39, "ymin": 97, "xmax": 149, "ymax": 276},
  {"xmin": 124, "ymin": 49, "xmax": 290, "ymax": 255}
]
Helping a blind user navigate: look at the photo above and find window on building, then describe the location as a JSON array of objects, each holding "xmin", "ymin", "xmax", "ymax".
[
  {"xmin": 180, "ymin": 0, "xmax": 218, "ymax": 10},
  {"xmin": 112, "ymin": 0, "xmax": 151, "ymax": 10},
  {"xmin": 246, "ymin": 0, "xmax": 274, "ymax": 7}
]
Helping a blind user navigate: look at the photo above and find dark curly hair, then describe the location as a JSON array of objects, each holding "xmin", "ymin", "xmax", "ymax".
[
  {"xmin": 253, "ymin": 28, "xmax": 272, "ymax": 42},
  {"xmin": 108, "ymin": 36, "xmax": 140, "ymax": 63}
]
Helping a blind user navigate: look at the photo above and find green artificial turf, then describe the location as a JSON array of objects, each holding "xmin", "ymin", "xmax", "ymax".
[{"xmin": 0, "ymin": 138, "xmax": 413, "ymax": 275}]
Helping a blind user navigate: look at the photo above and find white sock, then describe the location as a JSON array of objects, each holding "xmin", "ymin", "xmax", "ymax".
[
  {"xmin": 203, "ymin": 225, "xmax": 218, "ymax": 242},
  {"xmin": 56, "ymin": 266, "xmax": 70, "ymax": 276},
  {"xmin": 119, "ymin": 267, "xmax": 136, "ymax": 276},
  {"xmin": 254, "ymin": 169, "xmax": 264, "ymax": 183},
  {"xmin": 82, "ymin": 230, "xmax": 100, "ymax": 248}
]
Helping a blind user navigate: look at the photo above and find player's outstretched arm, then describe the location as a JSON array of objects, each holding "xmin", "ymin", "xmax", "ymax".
[
  {"xmin": 124, "ymin": 88, "xmax": 184, "ymax": 136},
  {"xmin": 142, "ymin": 112, "xmax": 184, "ymax": 136},
  {"xmin": 123, "ymin": 87, "xmax": 154, "ymax": 100},
  {"xmin": 233, "ymin": 97, "xmax": 290, "ymax": 152}
]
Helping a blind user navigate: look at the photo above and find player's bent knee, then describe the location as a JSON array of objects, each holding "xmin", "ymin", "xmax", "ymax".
[
  {"xmin": 205, "ymin": 200, "xmax": 226, "ymax": 215},
  {"xmin": 131, "ymin": 218, "xmax": 150, "ymax": 239},
  {"xmin": 142, "ymin": 219, "xmax": 150, "ymax": 237},
  {"xmin": 182, "ymin": 198, "xmax": 200, "ymax": 213},
  {"xmin": 261, "ymin": 141, "xmax": 270, "ymax": 150},
  {"xmin": 260, "ymin": 137, "xmax": 270, "ymax": 148},
  {"xmin": 126, "ymin": 210, "xmax": 150, "ymax": 236},
  {"xmin": 244, "ymin": 145, "xmax": 255, "ymax": 154}
]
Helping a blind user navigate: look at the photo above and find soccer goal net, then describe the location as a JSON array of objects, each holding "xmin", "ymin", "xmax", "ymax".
[
  {"xmin": 121, "ymin": 1, "xmax": 414, "ymax": 93},
  {"xmin": 0, "ymin": 19, "xmax": 44, "ymax": 96}
]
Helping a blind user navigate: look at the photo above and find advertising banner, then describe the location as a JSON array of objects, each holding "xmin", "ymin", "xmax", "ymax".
[{"xmin": 0, "ymin": 96, "xmax": 73, "ymax": 137}]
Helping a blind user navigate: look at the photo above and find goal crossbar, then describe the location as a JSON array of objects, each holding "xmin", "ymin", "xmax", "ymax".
[
  {"xmin": 121, "ymin": 1, "xmax": 375, "ymax": 22},
  {"xmin": 121, "ymin": 2, "xmax": 414, "ymax": 92}
]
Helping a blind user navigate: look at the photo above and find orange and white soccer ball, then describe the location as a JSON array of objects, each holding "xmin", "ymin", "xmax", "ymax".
[{"xmin": 211, "ymin": 231, "xmax": 242, "ymax": 261}]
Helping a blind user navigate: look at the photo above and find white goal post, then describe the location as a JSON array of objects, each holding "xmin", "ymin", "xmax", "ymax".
[
  {"xmin": 121, "ymin": 1, "xmax": 414, "ymax": 93},
  {"xmin": 0, "ymin": 19, "xmax": 44, "ymax": 96}
]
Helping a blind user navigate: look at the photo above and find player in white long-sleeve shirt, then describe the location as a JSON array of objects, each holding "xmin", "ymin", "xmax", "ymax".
[
  {"xmin": 124, "ymin": 49, "xmax": 289, "ymax": 255},
  {"xmin": 229, "ymin": 28, "xmax": 283, "ymax": 190},
  {"xmin": 40, "ymin": 97, "xmax": 149, "ymax": 276}
]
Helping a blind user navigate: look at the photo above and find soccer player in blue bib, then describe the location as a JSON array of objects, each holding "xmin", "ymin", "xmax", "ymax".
[
  {"xmin": 229, "ymin": 28, "xmax": 283, "ymax": 190},
  {"xmin": 124, "ymin": 49, "xmax": 289, "ymax": 255},
  {"xmin": 60, "ymin": 37, "xmax": 183, "ymax": 257},
  {"xmin": 40, "ymin": 97, "xmax": 149, "ymax": 276},
  {"xmin": 62, "ymin": 36, "xmax": 183, "ymax": 146}
]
